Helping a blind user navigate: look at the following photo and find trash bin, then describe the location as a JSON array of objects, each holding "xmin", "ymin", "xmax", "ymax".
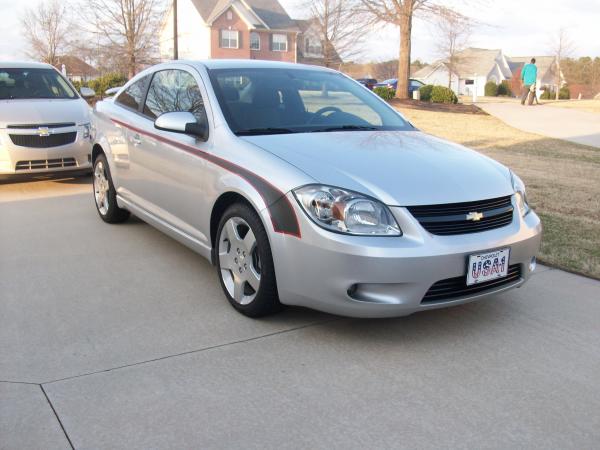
[{"xmin": 413, "ymin": 90, "xmax": 420, "ymax": 100}]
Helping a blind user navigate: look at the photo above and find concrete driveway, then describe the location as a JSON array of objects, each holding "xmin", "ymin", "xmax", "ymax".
[
  {"xmin": 1, "ymin": 178, "xmax": 600, "ymax": 449},
  {"xmin": 477, "ymin": 102, "xmax": 600, "ymax": 148}
]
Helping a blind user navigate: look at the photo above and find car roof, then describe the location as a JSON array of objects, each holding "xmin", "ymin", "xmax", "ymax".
[
  {"xmin": 163, "ymin": 59, "xmax": 337, "ymax": 72},
  {"xmin": 0, "ymin": 61, "xmax": 54, "ymax": 69}
]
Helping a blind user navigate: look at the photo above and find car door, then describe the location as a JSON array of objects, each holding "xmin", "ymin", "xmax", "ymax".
[
  {"xmin": 127, "ymin": 67, "xmax": 214, "ymax": 246},
  {"xmin": 109, "ymin": 74, "xmax": 152, "ymax": 200}
]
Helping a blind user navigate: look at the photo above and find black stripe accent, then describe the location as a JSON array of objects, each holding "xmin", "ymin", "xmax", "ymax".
[
  {"xmin": 111, "ymin": 119, "xmax": 301, "ymax": 237},
  {"xmin": 7, "ymin": 122, "xmax": 76, "ymax": 129}
]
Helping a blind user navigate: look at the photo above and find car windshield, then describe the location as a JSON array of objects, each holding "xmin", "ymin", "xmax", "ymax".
[
  {"xmin": 0, "ymin": 68, "xmax": 77, "ymax": 100},
  {"xmin": 208, "ymin": 68, "xmax": 413, "ymax": 135}
]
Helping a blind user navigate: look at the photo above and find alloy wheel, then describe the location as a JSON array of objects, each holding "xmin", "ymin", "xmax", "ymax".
[
  {"xmin": 218, "ymin": 217, "xmax": 261, "ymax": 305},
  {"xmin": 94, "ymin": 160, "xmax": 110, "ymax": 215}
]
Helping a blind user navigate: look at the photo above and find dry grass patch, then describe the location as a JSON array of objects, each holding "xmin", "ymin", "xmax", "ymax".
[
  {"xmin": 396, "ymin": 107, "xmax": 600, "ymax": 279},
  {"xmin": 545, "ymin": 99, "xmax": 600, "ymax": 114}
]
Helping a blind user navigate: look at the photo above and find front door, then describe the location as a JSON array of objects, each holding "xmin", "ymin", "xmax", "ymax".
[{"xmin": 130, "ymin": 68, "xmax": 213, "ymax": 246}]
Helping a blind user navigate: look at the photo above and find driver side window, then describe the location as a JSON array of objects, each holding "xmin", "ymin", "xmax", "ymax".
[{"xmin": 143, "ymin": 70, "xmax": 207, "ymax": 123}]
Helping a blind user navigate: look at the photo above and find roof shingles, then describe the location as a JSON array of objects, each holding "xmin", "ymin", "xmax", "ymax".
[{"xmin": 192, "ymin": 0, "xmax": 298, "ymax": 31}]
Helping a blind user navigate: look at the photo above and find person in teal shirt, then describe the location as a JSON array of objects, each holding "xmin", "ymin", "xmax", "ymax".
[{"xmin": 521, "ymin": 58, "xmax": 538, "ymax": 105}]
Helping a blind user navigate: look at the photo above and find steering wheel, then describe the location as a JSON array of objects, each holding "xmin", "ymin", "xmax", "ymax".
[{"xmin": 309, "ymin": 106, "xmax": 343, "ymax": 124}]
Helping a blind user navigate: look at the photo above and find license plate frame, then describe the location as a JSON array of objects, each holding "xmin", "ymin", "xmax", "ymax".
[{"xmin": 466, "ymin": 248, "xmax": 510, "ymax": 286}]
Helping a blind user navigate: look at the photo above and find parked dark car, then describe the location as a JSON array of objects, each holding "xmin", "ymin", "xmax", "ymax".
[
  {"xmin": 374, "ymin": 78, "xmax": 425, "ymax": 96},
  {"xmin": 355, "ymin": 78, "xmax": 377, "ymax": 90}
]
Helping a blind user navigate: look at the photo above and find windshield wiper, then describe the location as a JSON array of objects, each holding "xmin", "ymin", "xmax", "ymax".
[
  {"xmin": 310, "ymin": 125, "xmax": 379, "ymax": 133},
  {"xmin": 236, "ymin": 127, "xmax": 296, "ymax": 136}
]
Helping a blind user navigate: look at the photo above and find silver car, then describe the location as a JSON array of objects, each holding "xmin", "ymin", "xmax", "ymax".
[
  {"xmin": 91, "ymin": 60, "xmax": 541, "ymax": 318},
  {"xmin": 0, "ymin": 62, "xmax": 94, "ymax": 179}
]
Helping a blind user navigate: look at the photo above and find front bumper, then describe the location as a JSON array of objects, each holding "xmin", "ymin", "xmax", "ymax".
[
  {"xmin": 0, "ymin": 127, "xmax": 92, "ymax": 179},
  {"xmin": 267, "ymin": 193, "xmax": 542, "ymax": 318}
]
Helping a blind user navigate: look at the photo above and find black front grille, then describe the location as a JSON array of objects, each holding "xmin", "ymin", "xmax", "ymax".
[
  {"xmin": 422, "ymin": 264, "xmax": 522, "ymax": 303},
  {"xmin": 9, "ymin": 132, "xmax": 77, "ymax": 148},
  {"xmin": 15, "ymin": 158, "xmax": 77, "ymax": 171},
  {"xmin": 407, "ymin": 196, "xmax": 514, "ymax": 235}
]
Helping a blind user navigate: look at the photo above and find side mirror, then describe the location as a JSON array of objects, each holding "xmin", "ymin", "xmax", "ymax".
[
  {"xmin": 80, "ymin": 87, "xmax": 96, "ymax": 98},
  {"xmin": 104, "ymin": 87, "xmax": 122, "ymax": 97},
  {"xmin": 154, "ymin": 111, "xmax": 209, "ymax": 141}
]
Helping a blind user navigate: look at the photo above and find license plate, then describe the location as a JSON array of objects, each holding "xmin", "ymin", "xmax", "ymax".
[{"xmin": 466, "ymin": 248, "xmax": 510, "ymax": 286}]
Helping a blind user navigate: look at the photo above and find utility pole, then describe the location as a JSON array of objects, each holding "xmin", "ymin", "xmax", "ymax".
[{"xmin": 173, "ymin": 0, "xmax": 178, "ymax": 60}]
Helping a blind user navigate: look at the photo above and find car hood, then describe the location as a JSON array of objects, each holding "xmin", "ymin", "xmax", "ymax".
[
  {"xmin": 0, "ymin": 98, "xmax": 90, "ymax": 128},
  {"xmin": 242, "ymin": 131, "xmax": 513, "ymax": 206}
]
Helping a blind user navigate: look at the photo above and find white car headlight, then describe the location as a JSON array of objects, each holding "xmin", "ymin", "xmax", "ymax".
[
  {"xmin": 293, "ymin": 185, "xmax": 401, "ymax": 236},
  {"xmin": 511, "ymin": 170, "xmax": 531, "ymax": 216}
]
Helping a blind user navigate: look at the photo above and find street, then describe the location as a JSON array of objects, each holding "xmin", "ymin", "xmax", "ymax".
[{"xmin": 1, "ymin": 178, "xmax": 599, "ymax": 449}]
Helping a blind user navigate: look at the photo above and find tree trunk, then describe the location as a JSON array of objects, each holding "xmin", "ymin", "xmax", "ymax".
[
  {"xmin": 128, "ymin": 53, "xmax": 136, "ymax": 79},
  {"xmin": 395, "ymin": 10, "xmax": 412, "ymax": 99},
  {"xmin": 555, "ymin": 60, "xmax": 560, "ymax": 100}
]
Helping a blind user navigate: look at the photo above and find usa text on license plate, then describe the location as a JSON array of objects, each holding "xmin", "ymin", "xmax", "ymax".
[{"xmin": 467, "ymin": 248, "xmax": 510, "ymax": 286}]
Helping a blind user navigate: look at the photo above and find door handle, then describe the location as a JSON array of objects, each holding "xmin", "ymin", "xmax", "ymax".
[{"xmin": 131, "ymin": 133, "xmax": 142, "ymax": 146}]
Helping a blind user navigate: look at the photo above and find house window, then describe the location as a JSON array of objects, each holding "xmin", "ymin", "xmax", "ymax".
[
  {"xmin": 226, "ymin": 10, "xmax": 233, "ymax": 20},
  {"xmin": 250, "ymin": 32, "xmax": 260, "ymax": 50},
  {"xmin": 305, "ymin": 37, "xmax": 322, "ymax": 56},
  {"xmin": 220, "ymin": 29, "xmax": 239, "ymax": 49},
  {"xmin": 271, "ymin": 33, "xmax": 287, "ymax": 52}
]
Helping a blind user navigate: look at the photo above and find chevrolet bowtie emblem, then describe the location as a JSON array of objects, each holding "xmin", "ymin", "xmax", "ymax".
[
  {"xmin": 466, "ymin": 211, "xmax": 484, "ymax": 221},
  {"xmin": 37, "ymin": 127, "xmax": 50, "ymax": 137}
]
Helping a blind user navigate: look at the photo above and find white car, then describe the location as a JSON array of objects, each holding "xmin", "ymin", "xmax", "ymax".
[{"xmin": 0, "ymin": 62, "xmax": 95, "ymax": 179}]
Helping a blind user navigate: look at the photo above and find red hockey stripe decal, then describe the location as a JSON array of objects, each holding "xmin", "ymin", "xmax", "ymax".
[{"xmin": 110, "ymin": 118, "xmax": 301, "ymax": 238}]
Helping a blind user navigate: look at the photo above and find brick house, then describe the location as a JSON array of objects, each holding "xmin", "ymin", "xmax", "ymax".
[{"xmin": 161, "ymin": 0, "xmax": 302, "ymax": 63}]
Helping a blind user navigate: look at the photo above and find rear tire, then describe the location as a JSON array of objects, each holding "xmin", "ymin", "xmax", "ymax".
[
  {"xmin": 216, "ymin": 203, "xmax": 282, "ymax": 317},
  {"xmin": 93, "ymin": 154, "xmax": 130, "ymax": 223}
]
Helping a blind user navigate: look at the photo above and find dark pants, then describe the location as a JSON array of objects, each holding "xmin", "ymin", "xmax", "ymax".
[{"xmin": 521, "ymin": 84, "xmax": 533, "ymax": 105}]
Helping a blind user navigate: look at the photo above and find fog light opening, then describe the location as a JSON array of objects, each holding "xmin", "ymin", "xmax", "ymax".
[
  {"xmin": 347, "ymin": 284, "xmax": 358, "ymax": 298},
  {"xmin": 529, "ymin": 257, "xmax": 537, "ymax": 273}
]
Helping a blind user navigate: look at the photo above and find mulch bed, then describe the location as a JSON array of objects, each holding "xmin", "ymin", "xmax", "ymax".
[{"xmin": 389, "ymin": 99, "xmax": 487, "ymax": 115}]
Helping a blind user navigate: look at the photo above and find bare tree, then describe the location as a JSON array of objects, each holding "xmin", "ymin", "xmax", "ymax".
[
  {"xmin": 303, "ymin": 0, "xmax": 367, "ymax": 68},
  {"xmin": 79, "ymin": 0, "xmax": 167, "ymax": 78},
  {"xmin": 357, "ymin": 0, "xmax": 479, "ymax": 99},
  {"xmin": 21, "ymin": 0, "xmax": 71, "ymax": 65},
  {"xmin": 355, "ymin": 0, "xmax": 425, "ymax": 98},
  {"xmin": 550, "ymin": 27, "xmax": 575, "ymax": 100},
  {"xmin": 434, "ymin": 6, "xmax": 471, "ymax": 89}
]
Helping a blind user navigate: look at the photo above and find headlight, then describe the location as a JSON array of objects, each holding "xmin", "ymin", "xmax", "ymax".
[
  {"xmin": 81, "ymin": 123, "xmax": 91, "ymax": 139},
  {"xmin": 510, "ymin": 170, "xmax": 531, "ymax": 216},
  {"xmin": 293, "ymin": 185, "xmax": 401, "ymax": 236}
]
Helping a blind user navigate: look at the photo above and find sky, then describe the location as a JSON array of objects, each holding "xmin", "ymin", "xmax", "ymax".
[{"xmin": 1, "ymin": 0, "xmax": 599, "ymax": 63}]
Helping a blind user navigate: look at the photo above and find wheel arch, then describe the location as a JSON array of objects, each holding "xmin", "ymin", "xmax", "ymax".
[
  {"xmin": 210, "ymin": 191, "xmax": 261, "ymax": 264},
  {"xmin": 91, "ymin": 143, "xmax": 105, "ymax": 164}
]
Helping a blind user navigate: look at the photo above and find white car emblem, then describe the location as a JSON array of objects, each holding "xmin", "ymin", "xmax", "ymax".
[{"xmin": 466, "ymin": 211, "xmax": 484, "ymax": 222}]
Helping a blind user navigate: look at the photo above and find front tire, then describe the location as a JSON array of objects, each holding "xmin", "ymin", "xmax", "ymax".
[
  {"xmin": 93, "ymin": 154, "xmax": 130, "ymax": 223},
  {"xmin": 216, "ymin": 203, "xmax": 282, "ymax": 317}
]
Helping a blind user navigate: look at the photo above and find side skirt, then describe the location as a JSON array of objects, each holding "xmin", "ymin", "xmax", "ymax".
[{"xmin": 117, "ymin": 195, "xmax": 213, "ymax": 262}]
